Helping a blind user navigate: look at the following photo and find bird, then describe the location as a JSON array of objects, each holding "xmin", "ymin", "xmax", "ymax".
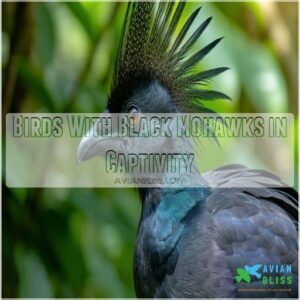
[
  {"xmin": 235, "ymin": 267, "xmax": 251, "ymax": 284},
  {"xmin": 244, "ymin": 264, "xmax": 262, "ymax": 279},
  {"xmin": 77, "ymin": 2, "xmax": 298, "ymax": 298}
]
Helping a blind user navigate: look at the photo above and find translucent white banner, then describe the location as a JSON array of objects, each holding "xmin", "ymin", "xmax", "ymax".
[{"xmin": 6, "ymin": 113, "xmax": 294, "ymax": 188}]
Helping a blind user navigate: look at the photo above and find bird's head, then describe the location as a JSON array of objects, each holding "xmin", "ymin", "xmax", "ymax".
[{"xmin": 77, "ymin": 2, "xmax": 229, "ymax": 163}]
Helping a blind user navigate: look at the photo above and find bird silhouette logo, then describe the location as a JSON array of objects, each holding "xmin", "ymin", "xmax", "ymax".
[{"xmin": 235, "ymin": 264, "xmax": 262, "ymax": 284}]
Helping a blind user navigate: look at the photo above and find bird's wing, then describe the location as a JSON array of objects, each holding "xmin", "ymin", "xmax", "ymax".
[
  {"xmin": 204, "ymin": 164, "xmax": 286, "ymax": 188},
  {"xmin": 204, "ymin": 183, "xmax": 298, "ymax": 297},
  {"xmin": 203, "ymin": 164, "xmax": 298, "ymax": 220}
]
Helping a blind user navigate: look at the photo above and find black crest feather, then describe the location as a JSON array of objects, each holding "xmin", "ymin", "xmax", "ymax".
[{"xmin": 111, "ymin": 1, "xmax": 230, "ymax": 111}]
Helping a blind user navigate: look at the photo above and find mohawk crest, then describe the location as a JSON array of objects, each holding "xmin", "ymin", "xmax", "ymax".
[{"xmin": 111, "ymin": 1, "xmax": 230, "ymax": 112}]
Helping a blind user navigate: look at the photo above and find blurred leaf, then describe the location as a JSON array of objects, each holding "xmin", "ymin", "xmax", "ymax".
[
  {"xmin": 15, "ymin": 247, "xmax": 52, "ymax": 297},
  {"xmin": 43, "ymin": 209, "xmax": 88, "ymax": 292},
  {"xmin": 18, "ymin": 58, "xmax": 56, "ymax": 111},
  {"xmin": 7, "ymin": 188, "xmax": 28, "ymax": 204},
  {"xmin": 74, "ymin": 84, "xmax": 106, "ymax": 112},
  {"xmin": 64, "ymin": 2, "xmax": 95, "ymax": 42},
  {"xmin": 84, "ymin": 246, "xmax": 125, "ymax": 297},
  {"xmin": 247, "ymin": 2, "xmax": 265, "ymax": 30},
  {"xmin": 2, "ymin": 31, "xmax": 10, "ymax": 67},
  {"xmin": 82, "ymin": 2, "xmax": 115, "ymax": 29},
  {"xmin": 36, "ymin": 3, "xmax": 56, "ymax": 66},
  {"xmin": 237, "ymin": 41, "xmax": 288, "ymax": 112},
  {"xmin": 70, "ymin": 190, "xmax": 133, "ymax": 237}
]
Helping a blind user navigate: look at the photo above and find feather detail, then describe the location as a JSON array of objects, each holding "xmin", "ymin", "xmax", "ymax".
[
  {"xmin": 178, "ymin": 37, "xmax": 224, "ymax": 75},
  {"xmin": 182, "ymin": 67, "xmax": 230, "ymax": 86},
  {"xmin": 169, "ymin": 7, "xmax": 201, "ymax": 56},
  {"xmin": 161, "ymin": 1, "xmax": 185, "ymax": 51},
  {"xmin": 174, "ymin": 17, "xmax": 213, "ymax": 63},
  {"xmin": 111, "ymin": 2, "xmax": 230, "ymax": 112},
  {"xmin": 186, "ymin": 89, "xmax": 232, "ymax": 101}
]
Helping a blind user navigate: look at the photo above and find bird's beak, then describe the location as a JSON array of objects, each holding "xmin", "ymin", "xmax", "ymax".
[
  {"xmin": 76, "ymin": 111, "xmax": 123, "ymax": 164},
  {"xmin": 76, "ymin": 124, "xmax": 101, "ymax": 163}
]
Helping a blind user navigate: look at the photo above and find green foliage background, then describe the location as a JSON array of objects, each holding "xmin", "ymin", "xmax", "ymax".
[{"xmin": 2, "ymin": 1, "xmax": 298, "ymax": 297}]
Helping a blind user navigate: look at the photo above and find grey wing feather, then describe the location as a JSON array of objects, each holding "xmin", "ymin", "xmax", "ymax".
[
  {"xmin": 202, "ymin": 164, "xmax": 298, "ymax": 297},
  {"xmin": 203, "ymin": 164, "xmax": 298, "ymax": 216}
]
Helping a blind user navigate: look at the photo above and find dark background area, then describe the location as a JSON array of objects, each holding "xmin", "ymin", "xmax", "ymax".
[{"xmin": 2, "ymin": 1, "xmax": 298, "ymax": 297}]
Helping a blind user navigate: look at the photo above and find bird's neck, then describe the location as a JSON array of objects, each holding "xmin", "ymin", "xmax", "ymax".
[
  {"xmin": 138, "ymin": 161, "xmax": 208, "ymax": 219},
  {"xmin": 163, "ymin": 135, "xmax": 208, "ymax": 186},
  {"xmin": 138, "ymin": 135, "xmax": 208, "ymax": 206},
  {"xmin": 138, "ymin": 185, "xmax": 210, "ymax": 223}
]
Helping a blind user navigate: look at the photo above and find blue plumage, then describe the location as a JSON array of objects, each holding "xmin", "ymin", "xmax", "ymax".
[{"xmin": 134, "ymin": 181, "xmax": 297, "ymax": 298}]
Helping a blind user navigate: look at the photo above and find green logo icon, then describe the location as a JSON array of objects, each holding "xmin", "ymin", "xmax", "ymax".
[{"xmin": 235, "ymin": 264, "xmax": 262, "ymax": 284}]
